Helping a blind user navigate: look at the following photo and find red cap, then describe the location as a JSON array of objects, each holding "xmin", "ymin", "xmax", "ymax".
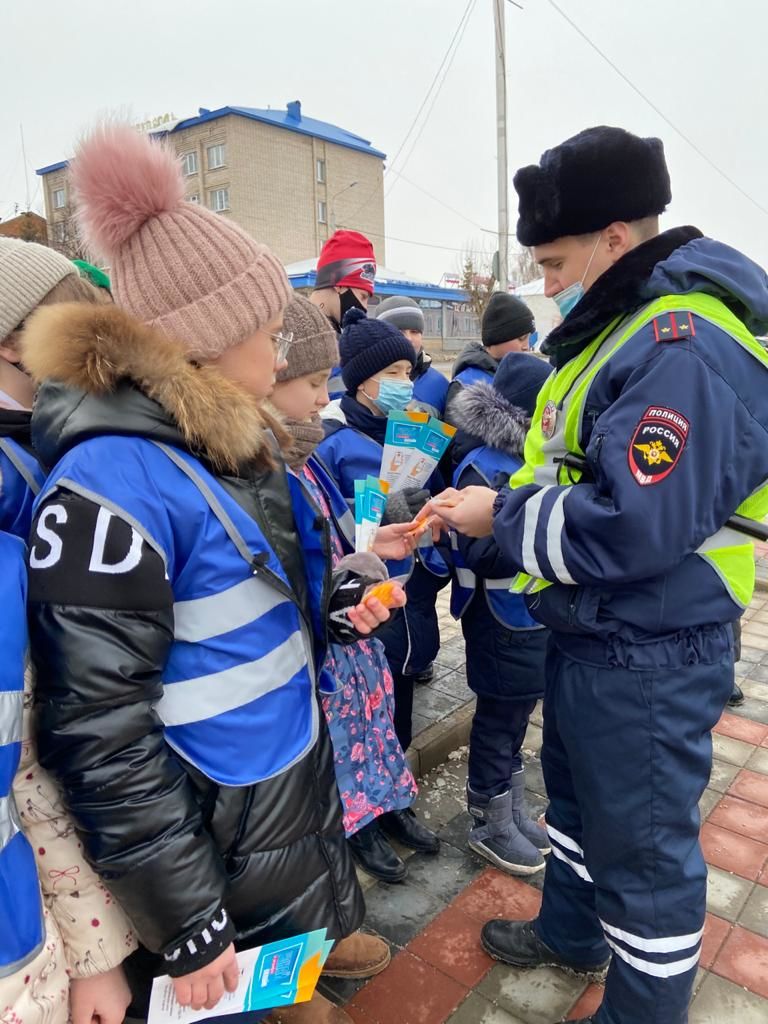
[{"xmin": 315, "ymin": 230, "xmax": 377, "ymax": 295}]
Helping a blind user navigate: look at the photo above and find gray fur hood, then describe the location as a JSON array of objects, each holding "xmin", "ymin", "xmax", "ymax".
[{"xmin": 450, "ymin": 380, "xmax": 529, "ymax": 457}]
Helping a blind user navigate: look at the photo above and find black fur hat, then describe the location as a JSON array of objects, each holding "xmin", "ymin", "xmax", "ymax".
[{"xmin": 514, "ymin": 126, "xmax": 671, "ymax": 247}]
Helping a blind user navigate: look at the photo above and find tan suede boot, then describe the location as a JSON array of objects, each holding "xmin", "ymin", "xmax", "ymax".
[
  {"xmin": 264, "ymin": 992, "xmax": 351, "ymax": 1023},
  {"xmin": 322, "ymin": 931, "xmax": 391, "ymax": 979}
]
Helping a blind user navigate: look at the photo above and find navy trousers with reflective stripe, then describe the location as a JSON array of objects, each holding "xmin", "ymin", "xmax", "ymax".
[{"xmin": 535, "ymin": 637, "xmax": 733, "ymax": 1024}]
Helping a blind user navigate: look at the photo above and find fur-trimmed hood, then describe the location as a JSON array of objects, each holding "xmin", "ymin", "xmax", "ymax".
[
  {"xmin": 21, "ymin": 302, "xmax": 286, "ymax": 473},
  {"xmin": 450, "ymin": 380, "xmax": 529, "ymax": 457}
]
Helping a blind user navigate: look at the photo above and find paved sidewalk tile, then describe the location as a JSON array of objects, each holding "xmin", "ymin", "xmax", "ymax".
[
  {"xmin": 477, "ymin": 963, "xmax": 585, "ymax": 1024},
  {"xmin": 711, "ymin": 924, "xmax": 768, "ymax": 998},
  {"xmin": 447, "ymin": 992, "xmax": 527, "ymax": 1023},
  {"xmin": 705, "ymin": 864, "xmax": 754, "ymax": 921},
  {"xmin": 738, "ymin": 884, "xmax": 768, "ymax": 939},
  {"xmin": 700, "ymin": 913, "xmax": 732, "ymax": 969},
  {"xmin": 708, "ymin": 794, "xmax": 768, "ymax": 843},
  {"xmin": 712, "ymin": 733, "xmax": 758, "ymax": 767},
  {"xmin": 729, "ymin": 767, "xmax": 768, "ymax": 806},
  {"xmin": 361, "ymin": 879, "xmax": 447, "ymax": 948},
  {"xmin": 408, "ymin": 903, "xmax": 494, "ymax": 987},
  {"xmin": 349, "ymin": 950, "xmax": 468, "ymax": 1024},
  {"xmin": 690, "ymin": 973, "xmax": 768, "ymax": 1023},
  {"xmin": 714, "ymin": 712, "xmax": 768, "ymax": 746},
  {"xmin": 452, "ymin": 869, "xmax": 543, "ymax": 924},
  {"xmin": 699, "ymin": 787, "xmax": 720, "ymax": 821},
  {"xmin": 707, "ymin": 758, "xmax": 741, "ymax": 793},
  {"xmin": 566, "ymin": 983, "xmax": 604, "ymax": 1019},
  {"xmin": 746, "ymin": 745, "xmax": 768, "ymax": 775},
  {"xmin": 700, "ymin": 822, "xmax": 768, "ymax": 880}
]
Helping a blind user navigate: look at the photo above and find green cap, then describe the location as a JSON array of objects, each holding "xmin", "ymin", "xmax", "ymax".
[{"xmin": 72, "ymin": 259, "xmax": 111, "ymax": 292}]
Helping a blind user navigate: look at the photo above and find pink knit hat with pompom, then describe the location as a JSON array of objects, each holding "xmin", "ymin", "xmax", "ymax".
[{"xmin": 70, "ymin": 123, "xmax": 292, "ymax": 359}]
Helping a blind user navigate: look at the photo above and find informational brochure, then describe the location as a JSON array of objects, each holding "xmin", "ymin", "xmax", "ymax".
[
  {"xmin": 148, "ymin": 929, "xmax": 333, "ymax": 1024},
  {"xmin": 380, "ymin": 411, "xmax": 429, "ymax": 490},
  {"xmin": 397, "ymin": 417, "xmax": 457, "ymax": 491},
  {"xmin": 354, "ymin": 475, "xmax": 389, "ymax": 552}
]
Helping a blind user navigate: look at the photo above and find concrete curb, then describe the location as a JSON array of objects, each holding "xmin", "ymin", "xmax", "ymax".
[{"xmin": 406, "ymin": 697, "xmax": 476, "ymax": 779}]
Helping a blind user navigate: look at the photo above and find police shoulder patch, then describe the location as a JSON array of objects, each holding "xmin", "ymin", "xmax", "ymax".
[{"xmin": 628, "ymin": 406, "xmax": 689, "ymax": 486}]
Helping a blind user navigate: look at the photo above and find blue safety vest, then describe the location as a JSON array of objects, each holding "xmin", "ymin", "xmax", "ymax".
[
  {"xmin": 315, "ymin": 420, "xmax": 450, "ymax": 580},
  {"xmin": 306, "ymin": 454, "xmax": 357, "ymax": 551},
  {"xmin": 413, "ymin": 367, "xmax": 449, "ymax": 418},
  {"xmin": 36, "ymin": 436, "xmax": 332, "ymax": 788},
  {"xmin": 454, "ymin": 366, "xmax": 494, "ymax": 388},
  {"xmin": 450, "ymin": 446, "xmax": 541, "ymax": 630},
  {"xmin": 0, "ymin": 438, "xmax": 44, "ymax": 540},
  {"xmin": 0, "ymin": 532, "xmax": 45, "ymax": 977}
]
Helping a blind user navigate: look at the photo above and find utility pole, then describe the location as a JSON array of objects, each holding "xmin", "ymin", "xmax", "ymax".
[{"xmin": 493, "ymin": 0, "xmax": 509, "ymax": 293}]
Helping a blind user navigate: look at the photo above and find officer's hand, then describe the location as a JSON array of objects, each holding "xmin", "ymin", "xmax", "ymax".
[{"xmin": 420, "ymin": 486, "xmax": 497, "ymax": 538}]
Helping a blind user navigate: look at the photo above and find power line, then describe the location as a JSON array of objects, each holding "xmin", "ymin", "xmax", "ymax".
[
  {"xmin": 385, "ymin": 0, "xmax": 478, "ymax": 199},
  {"xmin": 545, "ymin": 0, "xmax": 768, "ymax": 219},
  {"xmin": 348, "ymin": 0, "xmax": 476, "ymax": 223},
  {"xmin": 387, "ymin": 169, "xmax": 496, "ymax": 233}
]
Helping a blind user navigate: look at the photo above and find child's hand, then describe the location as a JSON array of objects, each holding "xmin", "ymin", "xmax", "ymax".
[
  {"xmin": 172, "ymin": 943, "xmax": 239, "ymax": 1011},
  {"xmin": 348, "ymin": 583, "xmax": 407, "ymax": 634},
  {"xmin": 372, "ymin": 522, "xmax": 418, "ymax": 560},
  {"xmin": 70, "ymin": 965, "xmax": 132, "ymax": 1024}
]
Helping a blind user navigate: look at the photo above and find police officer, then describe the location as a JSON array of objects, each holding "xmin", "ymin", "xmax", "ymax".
[{"xmin": 422, "ymin": 126, "xmax": 768, "ymax": 1024}]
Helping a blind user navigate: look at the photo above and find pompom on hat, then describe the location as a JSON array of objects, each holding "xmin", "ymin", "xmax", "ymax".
[{"xmin": 70, "ymin": 122, "xmax": 292, "ymax": 359}]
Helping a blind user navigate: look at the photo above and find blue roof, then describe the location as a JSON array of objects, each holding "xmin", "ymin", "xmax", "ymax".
[
  {"xmin": 36, "ymin": 101, "xmax": 385, "ymax": 175},
  {"xmin": 287, "ymin": 266, "xmax": 467, "ymax": 304}
]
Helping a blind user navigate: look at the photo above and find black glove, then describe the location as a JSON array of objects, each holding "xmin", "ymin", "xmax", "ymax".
[
  {"xmin": 327, "ymin": 552, "xmax": 391, "ymax": 644},
  {"xmin": 382, "ymin": 487, "xmax": 431, "ymax": 525}
]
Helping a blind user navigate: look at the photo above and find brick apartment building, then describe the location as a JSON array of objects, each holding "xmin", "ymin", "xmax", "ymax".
[
  {"xmin": 0, "ymin": 211, "xmax": 47, "ymax": 244},
  {"xmin": 36, "ymin": 101, "xmax": 386, "ymax": 266}
]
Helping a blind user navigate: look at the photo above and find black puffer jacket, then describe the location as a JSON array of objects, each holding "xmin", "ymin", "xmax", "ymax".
[{"xmin": 22, "ymin": 304, "xmax": 364, "ymax": 983}]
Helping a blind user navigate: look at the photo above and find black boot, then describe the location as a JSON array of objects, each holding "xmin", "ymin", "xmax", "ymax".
[
  {"xmin": 379, "ymin": 807, "xmax": 440, "ymax": 854},
  {"xmin": 411, "ymin": 665, "xmax": 434, "ymax": 686},
  {"xmin": 481, "ymin": 919, "xmax": 609, "ymax": 981},
  {"xmin": 728, "ymin": 683, "xmax": 745, "ymax": 707},
  {"xmin": 347, "ymin": 820, "xmax": 407, "ymax": 884}
]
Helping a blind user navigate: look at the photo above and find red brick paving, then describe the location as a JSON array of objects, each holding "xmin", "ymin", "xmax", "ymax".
[
  {"xmin": 711, "ymin": 924, "xmax": 768, "ymax": 999},
  {"xmin": 567, "ymin": 983, "xmax": 604, "ymax": 1018},
  {"xmin": 451, "ymin": 867, "xmax": 542, "ymax": 923},
  {"xmin": 700, "ymin": 913, "xmax": 733, "ymax": 969},
  {"xmin": 348, "ymin": 950, "xmax": 468, "ymax": 1024},
  {"xmin": 714, "ymin": 712, "xmax": 768, "ymax": 746},
  {"xmin": 708, "ymin": 795, "xmax": 768, "ymax": 844},
  {"xmin": 729, "ymin": 767, "xmax": 768, "ymax": 808},
  {"xmin": 408, "ymin": 904, "xmax": 494, "ymax": 988},
  {"xmin": 700, "ymin": 821, "xmax": 768, "ymax": 880}
]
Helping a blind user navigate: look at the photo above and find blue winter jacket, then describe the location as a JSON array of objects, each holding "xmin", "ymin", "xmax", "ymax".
[{"xmin": 494, "ymin": 229, "xmax": 768, "ymax": 656}]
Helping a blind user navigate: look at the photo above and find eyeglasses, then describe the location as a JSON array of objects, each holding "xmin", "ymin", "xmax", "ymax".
[{"xmin": 267, "ymin": 329, "xmax": 294, "ymax": 363}]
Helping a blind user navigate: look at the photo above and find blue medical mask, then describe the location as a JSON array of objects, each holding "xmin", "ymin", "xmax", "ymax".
[
  {"xmin": 552, "ymin": 233, "xmax": 602, "ymax": 319},
  {"xmin": 371, "ymin": 378, "xmax": 414, "ymax": 413}
]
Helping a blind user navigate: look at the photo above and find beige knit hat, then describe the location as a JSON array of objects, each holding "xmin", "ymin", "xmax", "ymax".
[
  {"xmin": 70, "ymin": 123, "xmax": 292, "ymax": 359},
  {"xmin": 0, "ymin": 238, "xmax": 78, "ymax": 342},
  {"xmin": 277, "ymin": 295, "xmax": 339, "ymax": 382}
]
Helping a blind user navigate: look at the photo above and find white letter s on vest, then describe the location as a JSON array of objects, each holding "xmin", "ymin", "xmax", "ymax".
[{"xmin": 30, "ymin": 504, "xmax": 68, "ymax": 569}]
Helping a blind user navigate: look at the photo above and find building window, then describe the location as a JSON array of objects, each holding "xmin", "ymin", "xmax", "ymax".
[
  {"xmin": 181, "ymin": 151, "xmax": 198, "ymax": 176},
  {"xmin": 316, "ymin": 158, "xmax": 326, "ymax": 184},
  {"xmin": 209, "ymin": 188, "xmax": 230, "ymax": 213},
  {"xmin": 207, "ymin": 143, "xmax": 226, "ymax": 170},
  {"xmin": 54, "ymin": 222, "xmax": 67, "ymax": 243},
  {"xmin": 188, "ymin": 193, "xmax": 200, "ymax": 204},
  {"xmin": 317, "ymin": 200, "xmax": 327, "ymax": 224},
  {"xmin": 53, "ymin": 188, "xmax": 66, "ymax": 209}
]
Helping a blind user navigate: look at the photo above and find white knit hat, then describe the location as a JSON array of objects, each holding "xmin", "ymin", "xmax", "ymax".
[{"xmin": 0, "ymin": 238, "xmax": 77, "ymax": 342}]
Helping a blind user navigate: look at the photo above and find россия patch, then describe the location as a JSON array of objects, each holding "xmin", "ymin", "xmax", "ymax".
[{"xmin": 628, "ymin": 406, "xmax": 690, "ymax": 486}]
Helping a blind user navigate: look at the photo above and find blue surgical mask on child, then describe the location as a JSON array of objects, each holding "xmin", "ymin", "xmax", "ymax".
[
  {"xmin": 552, "ymin": 233, "xmax": 603, "ymax": 318},
  {"xmin": 368, "ymin": 378, "xmax": 414, "ymax": 414}
]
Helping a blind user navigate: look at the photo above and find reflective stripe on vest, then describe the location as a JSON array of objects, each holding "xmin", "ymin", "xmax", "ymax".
[
  {"xmin": 0, "ymin": 533, "xmax": 45, "ymax": 974},
  {"xmin": 508, "ymin": 295, "xmax": 768, "ymax": 606}
]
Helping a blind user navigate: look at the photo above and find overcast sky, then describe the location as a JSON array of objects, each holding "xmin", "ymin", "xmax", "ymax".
[{"xmin": 2, "ymin": 0, "xmax": 767, "ymax": 283}]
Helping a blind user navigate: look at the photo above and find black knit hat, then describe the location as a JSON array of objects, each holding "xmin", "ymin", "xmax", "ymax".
[
  {"xmin": 514, "ymin": 126, "xmax": 671, "ymax": 247},
  {"xmin": 482, "ymin": 292, "xmax": 535, "ymax": 347},
  {"xmin": 339, "ymin": 308, "xmax": 415, "ymax": 393},
  {"xmin": 493, "ymin": 352, "xmax": 551, "ymax": 417}
]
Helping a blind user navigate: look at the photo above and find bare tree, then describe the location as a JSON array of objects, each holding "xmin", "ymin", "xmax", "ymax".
[
  {"xmin": 509, "ymin": 244, "xmax": 540, "ymax": 287},
  {"xmin": 460, "ymin": 254, "xmax": 497, "ymax": 320},
  {"xmin": 48, "ymin": 210, "xmax": 86, "ymax": 261}
]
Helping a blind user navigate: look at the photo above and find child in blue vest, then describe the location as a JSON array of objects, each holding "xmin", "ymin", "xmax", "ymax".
[
  {"xmin": 450, "ymin": 352, "xmax": 552, "ymax": 875},
  {"xmin": 270, "ymin": 295, "xmax": 438, "ymax": 885},
  {"xmin": 374, "ymin": 296, "xmax": 448, "ymax": 418},
  {"xmin": 21, "ymin": 123, "xmax": 396, "ymax": 1024},
  {"xmin": 315, "ymin": 310, "xmax": 447, "ymax": 855}
]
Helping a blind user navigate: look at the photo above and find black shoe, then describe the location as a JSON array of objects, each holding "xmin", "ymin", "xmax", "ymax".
[
  {"xmin": 379, "ymin": 808, "xmax": 440, "ymax": 854},
  {"xmin": 481, "ymin": 919, "xmax": 609, "ymax": 981},
  {"xmin": 411, "ymin": 666, "xmax": 434, "ymax": 686},
  {"xmin": 728, "ymin": 683, "xmax": 745, "ymax": 707},
  {"xmin": 348, "ymin": 821, "xmax": 407, "ymax": 884}
]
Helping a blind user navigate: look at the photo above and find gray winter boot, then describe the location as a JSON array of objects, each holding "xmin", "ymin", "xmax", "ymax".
[
  {"xmin": 467, "ymin": 785, "xmax": 545, "ymax": 875},
  {"xmin": 510, "ymin": 769, "xmax": 551, "ymax": 854}
]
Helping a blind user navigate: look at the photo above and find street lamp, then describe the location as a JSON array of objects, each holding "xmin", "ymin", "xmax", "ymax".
[{"xmin": 330, "ymin": 181, "xmax": 358, "ymax": 231}]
